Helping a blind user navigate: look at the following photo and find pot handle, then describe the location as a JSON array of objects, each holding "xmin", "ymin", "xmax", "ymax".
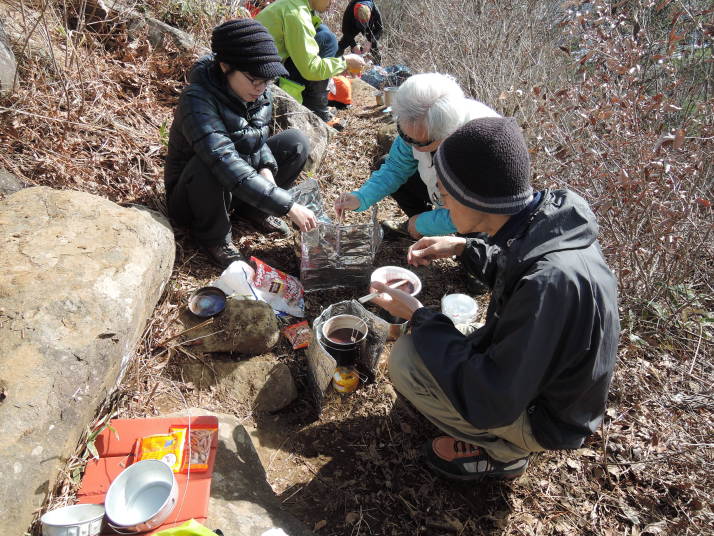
[{"xmin": 106, "ymin": 522, "xmax": 141, "ymax": 534}]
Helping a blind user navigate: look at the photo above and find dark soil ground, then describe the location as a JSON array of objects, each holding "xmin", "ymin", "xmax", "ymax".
[{"xmin": 111, "ymin": 82, "xmax": 631, "ymax": 536}]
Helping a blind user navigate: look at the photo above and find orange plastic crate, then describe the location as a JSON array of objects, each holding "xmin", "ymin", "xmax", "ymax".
[{"xmin": 77, "ymin": 416, "xmax": 218, "ymax": 535}]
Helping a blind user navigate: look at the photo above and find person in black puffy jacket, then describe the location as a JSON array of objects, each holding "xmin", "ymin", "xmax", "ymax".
[{"xmin": 165, "ymin": 18, "xmax": 317, "ymax": 268}]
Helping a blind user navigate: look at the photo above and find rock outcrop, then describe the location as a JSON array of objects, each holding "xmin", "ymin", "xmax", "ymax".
[
  {"xmin": 182, "ymin": 356, "xmax": 298, "ymax": 413},
  {"xmin": 0, "ymin": 187, "xmax": 175, "ymax": 534},
  {"xmin": 61, "ymin": 0, "xmax": 201, "ymax": 52},
  {"xmin": 169, "ymin": 409, "xmax": 312, "ymax": 536},
  {"xmin": 0, "ymin": 167, "xmax": 26, "ymax": 196},
  {"xmin": 123, "ymin": 9, "xmax": 201, "ymax": 52},
  {"xmin": 271, "ymin": 85, "xmax": 334, "ymax": 174},
  {"xmin": 179, "ymin": 299, "xmax": 280, "ymax": 355},
  {"xmin": 0, "ymin": 20, "xmax": 16, "ymax": 94}
]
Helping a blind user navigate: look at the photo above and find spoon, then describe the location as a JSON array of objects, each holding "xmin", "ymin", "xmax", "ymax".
[{"xmin": 357, "ymin": 279, "xmax": 409, "ymax": 304}]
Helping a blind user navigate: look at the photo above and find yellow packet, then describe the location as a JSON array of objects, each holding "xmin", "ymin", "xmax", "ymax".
[{"xmin": 135, "ymin": 428, "xmax": 187, "ymax": 472}]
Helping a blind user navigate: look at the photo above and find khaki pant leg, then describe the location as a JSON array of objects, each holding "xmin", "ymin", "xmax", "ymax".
[{"xmin": 388, "ymin": 334, "xmax": 545, "ymax": 463}]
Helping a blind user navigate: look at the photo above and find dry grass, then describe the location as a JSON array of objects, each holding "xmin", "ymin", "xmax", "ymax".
[{"xmin": 1, "ymin": 1, "xmax": 712, "ymax": 535}]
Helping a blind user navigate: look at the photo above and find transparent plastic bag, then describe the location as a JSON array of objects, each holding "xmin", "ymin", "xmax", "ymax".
[
  {"xmin": 362, "ymin": 64, "xmax": 413, "ymax": 89},
  {"xmin": 289, "ymin": 179, "xmax": 383, "ymax": 292}
]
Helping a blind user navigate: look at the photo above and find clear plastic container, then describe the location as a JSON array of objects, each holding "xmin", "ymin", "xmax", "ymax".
[{"xmin": 441, "ymin": 293, "xmax": 478, "ymax": 325}]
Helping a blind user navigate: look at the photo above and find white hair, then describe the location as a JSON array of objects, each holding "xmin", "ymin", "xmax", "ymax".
[{"xmin": 392, "ymin": 73, "xmax": 501, "ymax": 141}]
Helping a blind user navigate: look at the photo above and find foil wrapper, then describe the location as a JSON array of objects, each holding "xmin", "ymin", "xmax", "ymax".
[
  {"xmin": 306, "ymin": 300, "xmax": 390, "ymax": 414},
  {"xmin": 289, "ymin": 179, "xmax": 383, "ymax": 292}
]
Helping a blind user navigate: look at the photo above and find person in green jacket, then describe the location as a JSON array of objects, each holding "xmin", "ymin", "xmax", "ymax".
[{"xmin": 256, "ymin": 0, "xmax": 365, "ymax": 121}]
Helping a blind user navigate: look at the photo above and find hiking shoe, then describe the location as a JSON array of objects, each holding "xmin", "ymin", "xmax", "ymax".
[
  {"xmin": 380, "ymin": 219, "xmax": 411, "ymax": 241},
  {"xmin": 312, "ymin": 108, "xmax": 334, "ymax": 122},
  {"xmin": 241, "ymin": 213, "xmax": 292, "ymax": 237},
  {"xmin": 203, "ymin": 241, "xmax": 245, "ymax": 269},
  {"xmin": 423, "ymin": 437, "xmax": 529, "ymax": 481}
]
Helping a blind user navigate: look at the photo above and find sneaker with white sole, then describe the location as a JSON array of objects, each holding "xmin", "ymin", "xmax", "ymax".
[{"xmin": 423, "ymin": 436, "xmax": 530, "ymax": 481}]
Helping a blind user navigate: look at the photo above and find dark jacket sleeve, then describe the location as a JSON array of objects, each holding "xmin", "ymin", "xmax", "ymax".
[
  {"xmin": 410, "ymin": 268, "xmax": 592, "ymax": 430},
  {"xmin": 366, "ymin": 4, "xmax": 383, "ymax": 43},
  {"xmin": 255, "ymin": 92, "xmax": 278, "ymax": 175},
  {"xmin": 461, "ymin": 236, "xmax": 501, "ymax": 289},
  {"xmin": 257, "ymin": 143, "xmax": 278, "ymax": 176},
  {"xmin": 341, "ymin": 1, "xmax": 357, "ymax": 36},
  {"xmin": 178, "ymin": 89, "xmax": 293, "ymax": 215}
]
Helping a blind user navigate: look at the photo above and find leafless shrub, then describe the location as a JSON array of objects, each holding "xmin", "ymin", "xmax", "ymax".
[
  {"xmin": 369, "ymin": 0, "xmax": 712, "ymax": 354},
  {"xmin": 374, "ymin": 0, "xmax": 569, "ymax": 120},
  {"xmin": 516, "ymin": 0, "xmax": 713, "ymax": 349}
]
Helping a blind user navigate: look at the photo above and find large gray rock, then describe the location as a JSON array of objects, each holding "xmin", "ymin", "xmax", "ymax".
[
  {"xmin": 169, "ymin": 409, "xmax": 312, "ymax": 536},
  {"xmin": 179, "ymin": 299, "xmax": 280, "ymax": 354},
  {"xmin": 125, "ymin": 13, "xmax": 201, "ymax": 52},
  {"xmin": 0, "ymin": 20, "xmax": 16, "ymax": 94},
  {"xmin": 64, "ymin": 0, "xmax": 201, "ymax": 52},
  {"xmin": 0, "ymin": 187, "xmax": 175, "ymax": 534},
  {"xmin": 0, "ymin": 167, "xmax": 26, "ymax": 196},
  {"xmin": 182, "ymin": 356, "xmax": 297, "ymax": 413},
  {"xmin": 272, "ymin": 85, "xmax": 333, "ymax": 174}
]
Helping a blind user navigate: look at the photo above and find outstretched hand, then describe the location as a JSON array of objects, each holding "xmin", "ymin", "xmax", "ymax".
[
  {"xmin": 334, "ymin": 192, "xmax": 360, "ymax": 219},
  {"xmin": 288, "ymin": 203, "xmax": 317, "ymax": 232},
  {"xmin": 407, "ymin": 236, "xmax": 467, "ymax": 266},
  {"xmin": 369, "ymin": 281, "xmax": 423, "ymax": 321},
  {"xmin": 344, "ymin": 54, "xmax": 366, "ymax": 75}
]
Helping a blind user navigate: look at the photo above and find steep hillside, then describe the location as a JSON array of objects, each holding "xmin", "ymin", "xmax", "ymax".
[{"xmin": 0, "ymin": 1, "xmax": 712, "ymax": 535}]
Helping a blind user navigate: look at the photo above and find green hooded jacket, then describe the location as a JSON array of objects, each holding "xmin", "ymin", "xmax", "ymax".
[{"xmin": 256, "ymin": 0, "xmax": 347, "ymax": 81}]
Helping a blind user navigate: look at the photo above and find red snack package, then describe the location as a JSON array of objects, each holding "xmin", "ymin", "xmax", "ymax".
[
  {"xmin": 250, "ymin": 257, "xmax": 305, "ymax": 317},
  {"xmin": 283, "ymin": 320, "xmax": 311, "ymax": 349},
  {"xmin": 170, "ymin": 424, "xmax": 217, "ymax": 473}
]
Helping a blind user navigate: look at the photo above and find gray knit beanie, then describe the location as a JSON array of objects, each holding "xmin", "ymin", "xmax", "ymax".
[
  {"xmin": 434, "ymin": 117, "xmax": 533, "ymax": 215},
  {"xmin": 211, "ymin": 18, "xmax": 288, "ymax": 79}
]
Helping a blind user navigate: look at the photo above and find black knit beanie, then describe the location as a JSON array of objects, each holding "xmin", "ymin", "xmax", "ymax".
[
  {"xmin": 211, "ymin": 18, "xmax": 288, "ymax": 79},
  {"xmin": 434, "ymin": 117, "xmax": 533, "ymax": 215}
]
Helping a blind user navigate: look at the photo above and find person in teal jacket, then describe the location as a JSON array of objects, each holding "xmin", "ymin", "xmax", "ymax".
[
  {"xmin": 256, "ymin": 0, "xmax": 364, "ymax": 121},
  {"xmin": 334, "ymin": 73, "xmax": 500, "ymax": 238}
]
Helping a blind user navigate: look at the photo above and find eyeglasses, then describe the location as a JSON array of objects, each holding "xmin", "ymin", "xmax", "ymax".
[
  {"xmin": 241, "ymin": 72, "xmax": 278, "ymax": 89},
  {"xmin": 397, "ymin": 123, "xmax": 434, "ymax": 148}
]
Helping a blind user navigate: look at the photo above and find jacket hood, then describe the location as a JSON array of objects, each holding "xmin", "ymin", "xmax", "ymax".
[
  {"xmin": 516, "ymin": 189, "xmax": 599, "ymax": 268},
  {"xmin": 466, "ymin": 189, "xmax": 600, "ymax": 292},
  {"xmin": 188, "ymin": 55, "xmax": 270, "ymax": 113}
]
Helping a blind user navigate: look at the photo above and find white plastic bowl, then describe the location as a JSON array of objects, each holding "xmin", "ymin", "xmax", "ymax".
[{"xmin": 369, "ymin": 266, "xmax": 422, "ymax": 297}]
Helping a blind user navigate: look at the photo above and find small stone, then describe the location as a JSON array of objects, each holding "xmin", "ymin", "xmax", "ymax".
[{"xmin": 179, "ymin": 299, "xmax": 279, "ymax": 354}]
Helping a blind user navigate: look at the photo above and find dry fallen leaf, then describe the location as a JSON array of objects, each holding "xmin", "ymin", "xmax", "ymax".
[{"xmin": 566, "ymin": 458, "xmax": 582, "ymax": 470}]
